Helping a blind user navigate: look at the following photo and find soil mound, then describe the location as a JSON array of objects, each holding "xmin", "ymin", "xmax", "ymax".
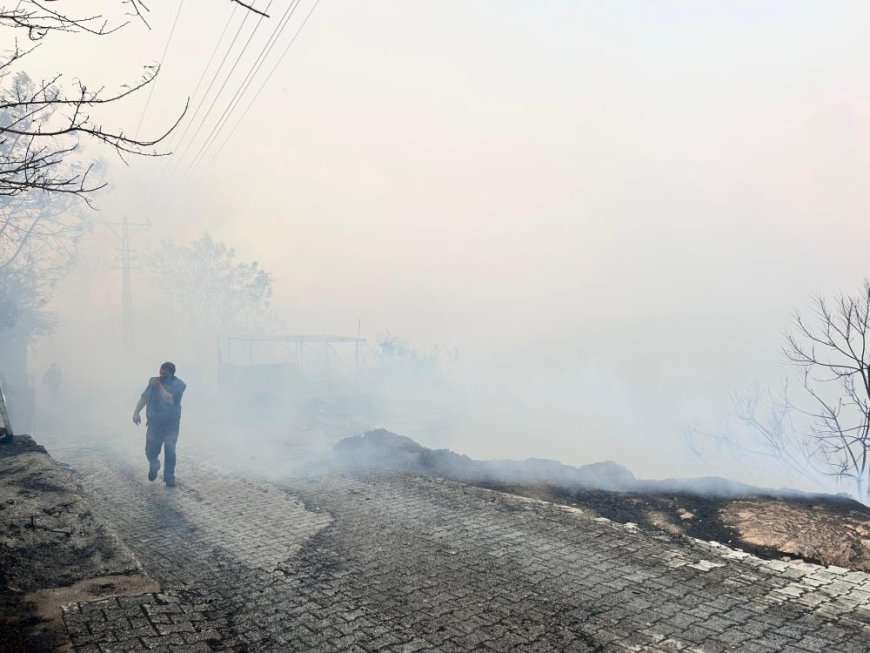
[{"xmin": 333, "ymin": 428, "xmax": 636, "ymax": 490}]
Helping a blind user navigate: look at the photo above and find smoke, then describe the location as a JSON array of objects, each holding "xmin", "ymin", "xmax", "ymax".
[{"xmin": 11, "ymin": 2, "xmax": 870, "ymax": 501}]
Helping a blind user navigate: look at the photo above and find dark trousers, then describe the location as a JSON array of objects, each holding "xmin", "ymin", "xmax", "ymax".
[{"xmin": 145, "ymin": 424, "xmax": 180, "ymax": 480}]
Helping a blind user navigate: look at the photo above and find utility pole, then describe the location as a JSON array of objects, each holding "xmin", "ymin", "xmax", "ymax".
[
  {"xmin": 104, "ymin": 217, "xmax": 149, "ymax": 351},
  {"xmin": 120, "ymin": 217, "xmax": 133, "ymax": 348}
]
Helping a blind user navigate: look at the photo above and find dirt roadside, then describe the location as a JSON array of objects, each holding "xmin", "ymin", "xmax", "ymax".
[
  {"xmin": 476, "ymin": 481, "xmax": 870, "ymax": 571},
  {"xmin": 0, "ymin": 435, "xmax": 159, "ymax": 652}
]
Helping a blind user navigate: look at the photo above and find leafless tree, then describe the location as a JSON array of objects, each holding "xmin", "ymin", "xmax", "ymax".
[
  {"xmin": 685, "ymin": 381, "xmax": 825, "ymax": 491},
  {"xmin": 729, "ymin": 382, "xmax": 821, "ymax": 487},
  {"xmin": 1, "ymin": 1, "xmax": 265, "ymax": 35},
  {"xmin": 0, "ymin": 3, "xmax": 186, "ymax": 202},
  {"xmin": 1, "ymin": 0, "xmax": 266, "ymax": 204},
  {"xmin": 688, "ymin": 285, "xmax": 870, "ymax": 501},
  {"xmin": 0, "ymin": 2, "xmax": 170, "ymax": 337},
  {"xmin": 0, "ymin": 0, "xmax": 265, "ymax": 334},
  {"xmin": 784, "ymin": 280, "xmax": 870, "ymax": 501}
]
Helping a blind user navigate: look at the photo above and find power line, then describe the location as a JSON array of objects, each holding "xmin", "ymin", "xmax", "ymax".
[
  {"xmin": 156, "ymin": 1, "xmax": 265, "ymax": 189},
  {"xmin": 175, "ymin": 0, "xmax": 302, "ymax": 187},
  {"xmin": 135, "ymin": 0, "xmax": 187, "ymax": 138},
  {"xmin": 160, "ymin": 2, "xmax": 239, "ymax": 157},
  {"xmin": 212, "ymin": 0, "xmax": 320, "ymax": 163},
  {"xmin": 167, "ymin": 1, "xmax": 274, "ymax": 174},
  {"xmin": 149, "ymin": 2, "xmax": 240, "ymax": 191},
  {"xmin": 167, "ymin": 0, "xmax": 320, "ymax": 206}
]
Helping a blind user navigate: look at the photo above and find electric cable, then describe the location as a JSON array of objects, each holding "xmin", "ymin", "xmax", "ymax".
[
  {"xmin": 135, "ymin": 0, "xmax": 186, "ymax": 137},
  {"xmin": 157, "ymin": 0, "xmax": 267, "ymax": 187},
  {"xmin": 175, "ymin": 0, "xmax": 301, "ymax": 188},
  {"xmin": 211, "ymin": 0, "xmax": 320, "ymax": 166},
  {"xmin": 178, "ymin": 0, "xmax": 320, "ymax": 200},
  {"xmin": 161, "ymin": 2, "xmax": 239, "ymax": 156}
]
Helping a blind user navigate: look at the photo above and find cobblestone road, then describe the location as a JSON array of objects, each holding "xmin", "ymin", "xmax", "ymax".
[{"xmin": 46, "ymin": 439, "xmax": 870, "ymax": 652}]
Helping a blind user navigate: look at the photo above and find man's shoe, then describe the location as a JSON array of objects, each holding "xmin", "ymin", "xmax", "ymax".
[
  {"xmin": 164, "ymin": 477, "xmax": 176, "ymax": 487},
  {"xmin": 148, "ymin": 461, "xmax": 160, "ymax": 482}
]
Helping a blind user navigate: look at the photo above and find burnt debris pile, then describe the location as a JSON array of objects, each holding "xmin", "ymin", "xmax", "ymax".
[{"xmin": 330, "ymin": 428, "xmax": 636, "ymax": 491}]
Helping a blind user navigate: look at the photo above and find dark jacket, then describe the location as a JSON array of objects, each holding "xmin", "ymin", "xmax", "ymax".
[{"xmin": 142, "ymin": 376, "xmax": 186, "ymax": 430}]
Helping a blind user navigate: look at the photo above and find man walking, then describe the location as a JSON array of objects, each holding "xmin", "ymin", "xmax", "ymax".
[{"xmin": 132, "ymin": 362, "xmax": 186, "ymax": 487}]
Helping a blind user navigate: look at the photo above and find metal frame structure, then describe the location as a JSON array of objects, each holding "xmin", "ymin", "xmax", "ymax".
[{"xmin": 221, "ymin": 334, "xmax": 367, "ymax": 392}]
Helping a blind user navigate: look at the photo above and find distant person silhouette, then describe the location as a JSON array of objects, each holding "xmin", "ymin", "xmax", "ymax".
[
  {"xmin": 42, "ymin": 363, "xmax": 62, "ymax": 396},
  {"xmin": 132, "ymin": 362, "xmax": 186, "ymax": 487}
]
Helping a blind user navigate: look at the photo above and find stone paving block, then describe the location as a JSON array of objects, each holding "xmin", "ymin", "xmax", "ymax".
[
  {"xmin": 46, "ymin": 446, "xmax": 870, "ymax": 653},
  {"xmin": 174, "ymin": 644, "xmax": 212, "ymax": 653},
  {"xmin": 834, "ymin": 641, "xmax": 870, "ymax": 653},
  {"xmin": 716, "ymin": 626, "xmax": 758, "ymax": 646},
  {"xmin": 98, "ymin": 640, "xmax": 148, "ymax": 652},
  {"xmin": 656, "ymin": 638, "xmax": 688, "ymax": 652},
  {"xmin": 139, "ymin": 633, "xmax": 187, "ymax": 648},
  {"xmin": 739, "ymin": 641, "xmax": 780, "ymax": 653}
]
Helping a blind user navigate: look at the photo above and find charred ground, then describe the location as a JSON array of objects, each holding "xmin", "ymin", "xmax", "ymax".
[{"xmin": 329, "ymin": 429, "xmax": 870, "ymax": 572}]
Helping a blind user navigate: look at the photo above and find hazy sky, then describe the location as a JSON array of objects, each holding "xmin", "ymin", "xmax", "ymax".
[{"xmin": 27, "ymin": 1, "xmax": 870, "ymax": 483}]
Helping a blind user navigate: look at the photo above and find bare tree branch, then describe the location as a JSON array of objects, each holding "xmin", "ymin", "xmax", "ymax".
[
  {"xmin": 700, "ymin": 282, "xmax": 870, "ymax": 502},
  {"xmin": 0, "ymin": 0, "xmax": 269, "ymax": 340},
  {"xmin": 781, "ymin": 281, "xmax": 870, "ymax": 499}
]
